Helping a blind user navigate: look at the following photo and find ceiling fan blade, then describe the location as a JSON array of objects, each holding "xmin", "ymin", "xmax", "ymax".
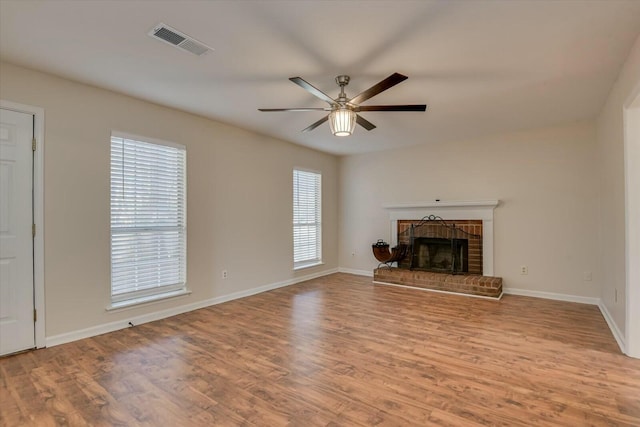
[
  {"xmin": 356, "ymin": 114, "xmax": 376, "ymax": 131},
  {"xmin": 258, "ymin": 108, "xmax": 331, "ymax": 112},
  {"xmin": 349, "ymin": 73, "xmax": 408, "ymax": 105},
  {"xmin": 357, "ymin": 105, "xmax": 427, "ymax": 112},
  {"xmin": 290, "ymin": 77, "xmax": 336, "ymax": 105},
  {"xmin": 302, "ymin": 115, "xmax": 329, "ymax": 133}
]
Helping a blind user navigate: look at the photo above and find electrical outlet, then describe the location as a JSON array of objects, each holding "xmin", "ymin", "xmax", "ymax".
[
  {"xmin": 222, "ymin": 270, "xmax": 228, "ymax": 279},
  {"xmin": 583, "ymin": 271, "xmax": 592, "ymax": 281},
  {"xmin": 520, "ymin": 265, "xmax": 528, "ymax": 275},
  {"xmin": 615, "ymin": 288, "xmax": 618, "ymax": 303}
]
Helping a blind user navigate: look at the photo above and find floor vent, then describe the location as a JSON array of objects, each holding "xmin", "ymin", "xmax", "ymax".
[{"xmin": 148, "ymin": 23, "xmax": 212, "ymax": 56}]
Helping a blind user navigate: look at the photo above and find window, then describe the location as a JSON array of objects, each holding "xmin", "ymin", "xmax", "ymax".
[
  {"xmin": 110, "ymin": 133, "xmax": 186, "ymax": 305},
  {"xmin": 293, "ymin": 169, "xmax": 321, "ymax": 269}
]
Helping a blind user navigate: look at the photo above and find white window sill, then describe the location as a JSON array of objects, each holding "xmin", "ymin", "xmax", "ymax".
[
  {"xmin": 106, "ymin": 289, "xmax": 191, "ymax": 312},
  {"xmin": 294, "ymin": 261, "xmax": 324, "ymax": 271}
]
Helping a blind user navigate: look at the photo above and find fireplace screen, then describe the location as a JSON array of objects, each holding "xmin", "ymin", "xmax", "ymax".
[
  {"xmin": 402, "ymin": 216, "xmax": 481, "ymax": 274},
  {"xmin": 412, "ymin": 237, "xmax": 468, "ymax": 272}
]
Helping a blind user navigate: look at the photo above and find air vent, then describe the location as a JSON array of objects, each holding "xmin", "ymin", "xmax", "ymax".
[{"xmin": 148, "ymin": 23, "xmax": 213, "ymax": 56}]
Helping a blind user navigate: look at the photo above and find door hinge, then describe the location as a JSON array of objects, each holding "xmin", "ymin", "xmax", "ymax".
[
  {"xmin": 32, "ymin": 138, "xmax": 36, "ymax": 151},
  {"xmin": 34, "ymin": 309, "xmax": 37, "ymax": 322},
  {"xmin": 32, "ymin": 224, "xmax": 36, "ymax": 238}
]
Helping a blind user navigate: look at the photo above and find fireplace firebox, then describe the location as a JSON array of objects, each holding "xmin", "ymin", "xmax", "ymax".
[
  {"xmin": 398, "ymin": 215, "xmax": 482, "ymax": 275},
  {"xmin": 411, "ymin": 237, "xmax": 469, "ymax": 273}
]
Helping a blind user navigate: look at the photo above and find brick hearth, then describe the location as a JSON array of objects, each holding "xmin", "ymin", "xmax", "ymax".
[{"xmin": 373, "ymin": 268, "xmax": 502, "ymax": 299}]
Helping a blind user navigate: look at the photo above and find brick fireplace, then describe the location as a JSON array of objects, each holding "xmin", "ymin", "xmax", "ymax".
[
  {"xmin": 374, "ymin": 200, "xmax": 502, "ymax": 299},
  {"xmin": 397, "ymin": 219, "xmax": 483, "ymax": 274}
]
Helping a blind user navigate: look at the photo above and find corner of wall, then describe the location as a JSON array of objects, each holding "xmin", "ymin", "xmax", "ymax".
[{"xmin": 598, "ymin": 300, "xmax": 626, "ymax": 353}]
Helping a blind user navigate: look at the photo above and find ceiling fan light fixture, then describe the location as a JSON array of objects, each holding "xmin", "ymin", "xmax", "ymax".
[{"xmin": 329, "ymin": 108, "xmax": 356, "ymax": 136}]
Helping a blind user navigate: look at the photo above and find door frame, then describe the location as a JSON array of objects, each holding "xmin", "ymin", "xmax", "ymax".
[
  {"xmin": 1, "ymin": 100, "xmax": 45, "ymax": 349},
  {"xmin": 624, "ymin": 83, "xmax": 640, "ymax": 358}
]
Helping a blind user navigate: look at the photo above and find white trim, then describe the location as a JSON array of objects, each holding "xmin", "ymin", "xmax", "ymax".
[
  {"xmin": 106, "ymin": 289, "xmax": 192, "ymax": 311},
  {"xmin": 385, "ymin": 200, "xmax": 498, "ymax": 276},
  {"xmin": 371, "ymin": 281, "xmax": 624, "ymax": 352},
  {"xmin": 0, "ymin": 100, "xmax": 45, "ymax": 350},
  {"xmin": 503, "ymin": 287, "xmax": 599, "ymax": 305},
  {"xmin": 623, "ymin": 84, "xmax": 640, "ymax": 358},
  {"xmin": 293, "ymin": 261, "xmax": 324, "ymax": 271},
  {"xmin": 293, "ymin": 267, "xmax": 338, "ymax": 281},
  {"xmin": 469, "ymin": 286, "xmax": 628, "ymax": 351},
  {"xmin": 372, "ymin": 280, "xmax": 503, "ymax": 300},
  {"xmin": 598, "ymin": 299, "xmax": 626, "ymax": 354},
  {"xmin": 46, "ymin": 267, "xmax": 338, "ymax": 347},
  {"xmin": 338, "ymin": 267, "xmax": 374, "ymax": 277},
  {"xmin": 292, "ymin": 165, "xmax": 322, "ymax": 175},
  {"xmin": 383, "ymin": 200, "xmax": 499, "ymax": 210},
  {"xmin": 111, "ymin": 130, "xmax": 184, "ymax": 150}
]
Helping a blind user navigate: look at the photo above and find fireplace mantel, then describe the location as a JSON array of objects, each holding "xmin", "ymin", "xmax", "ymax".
[{"xmin": 384, "ymin": 200, "xmax": 499, "ymax": 276}]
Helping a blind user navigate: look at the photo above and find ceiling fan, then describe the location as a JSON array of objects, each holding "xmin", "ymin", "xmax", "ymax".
[{"xmin": 259, "ymin": 73, "xmax": 427, "ymax": 136}]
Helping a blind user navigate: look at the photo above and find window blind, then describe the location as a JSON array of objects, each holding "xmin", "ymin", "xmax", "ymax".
[
  {"xmin": 110, "ymin": 134, "xmax": 186, "ymax": 303},
  {"xmin": 293, "ymin": 169, "xmax": 321, "ymax": 268}
]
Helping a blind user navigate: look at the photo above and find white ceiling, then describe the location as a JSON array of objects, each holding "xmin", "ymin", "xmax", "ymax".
[{"xmin": 1, "ymin": 0, "xmax": 640, "ymax": 156}]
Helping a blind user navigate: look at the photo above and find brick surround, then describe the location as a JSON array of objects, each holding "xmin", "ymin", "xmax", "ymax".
[
  {"xmin": 374, "ymin": 268, "xmax": 502, "ymax": 299},
  {"xmin": 397, "ymin": 219, "xmax": 483, "ymax": 274}
]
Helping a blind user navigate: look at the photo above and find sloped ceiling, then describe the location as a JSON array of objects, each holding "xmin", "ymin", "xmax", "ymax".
[{"xmin": 1, "ymin": 0, "xmax": 640, "ymax": 155}]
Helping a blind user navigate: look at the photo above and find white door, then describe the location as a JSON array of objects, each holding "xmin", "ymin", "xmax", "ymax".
[{"xmin": 0, "ymin": 108, "xmax": 35, "ymax": 355}]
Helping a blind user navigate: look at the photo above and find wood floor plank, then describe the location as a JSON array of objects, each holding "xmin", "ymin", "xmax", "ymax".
[{"xmin": 1, "ymin": 273, "xmax": 639, "ymax": 426}]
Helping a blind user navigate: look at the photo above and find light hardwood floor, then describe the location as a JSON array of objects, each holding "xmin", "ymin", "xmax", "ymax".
[{"xmin": 1, "ymin": 273, "xmax": 639, "ymax": 426}]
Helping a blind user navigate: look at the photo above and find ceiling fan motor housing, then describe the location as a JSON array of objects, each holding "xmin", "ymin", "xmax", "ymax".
[{"xmin": 335, "ymin": 75, "xmax": 350, "ymax": 87}]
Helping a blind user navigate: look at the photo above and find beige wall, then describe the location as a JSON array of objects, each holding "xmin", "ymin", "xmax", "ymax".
[
  {"xmin": 339, "ymin": 122, "xmax": 601, "ymax": 298},
  {"xmin": 0, "ymin": 62, "xmax": 339, "ymax": 338},
  {"xmin": 596, "ymin": 35, "xmax": 640, "ymax": 339}
]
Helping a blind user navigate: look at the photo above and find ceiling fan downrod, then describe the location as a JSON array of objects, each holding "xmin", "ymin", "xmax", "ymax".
[{"xmin": 335, "ymin": 75, "xmax": 350, "ymax": 103}]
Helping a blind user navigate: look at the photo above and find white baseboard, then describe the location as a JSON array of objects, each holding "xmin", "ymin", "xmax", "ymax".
[
  {"xmin": 46, "ymin": 268, "xmax": 627, "ymax": 358},
  {"xmin": 598, "ymin": 300, "xmax": 626, "ymax": 354},
  {"xmin": 46, "ymin": 267, "xmax": 339, "ymax": 348},
  {"xmin": 503, "ymin": 288, "xmax": 600, "ymax": 305},
  {"xmin": 338, "ymin": 267, "xmax": 373, "ymax": 277},
  {"xmin": 504, "ymin": 288, "xmax": 627, "ymax": 353}
]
